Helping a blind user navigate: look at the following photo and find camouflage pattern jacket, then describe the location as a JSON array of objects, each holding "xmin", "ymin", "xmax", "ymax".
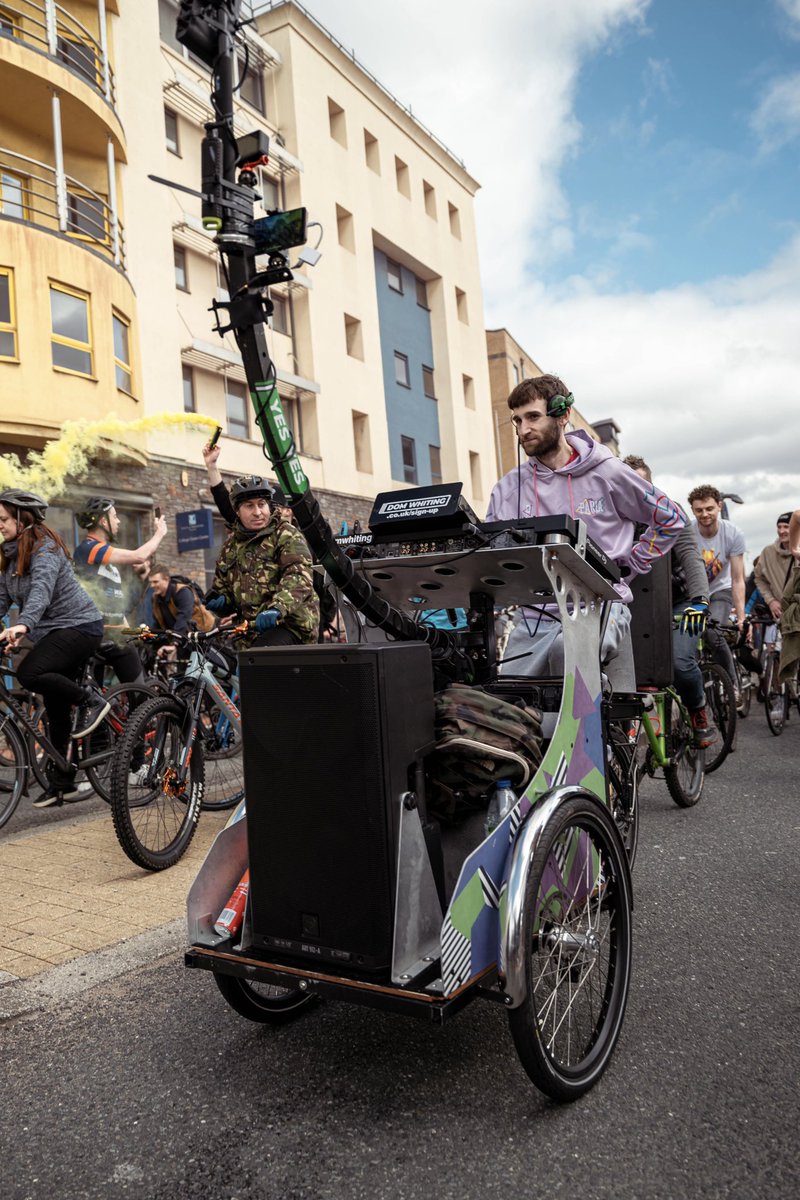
[{"xmin": 212, "ymin": 516, "xmax": 319, "ymax": 645}]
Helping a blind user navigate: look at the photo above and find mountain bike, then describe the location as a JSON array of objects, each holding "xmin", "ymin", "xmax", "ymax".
[
  {"xmin": 0, "ymin": 647, "xmax": 155, "ymax": 831},
  {"xmin": 697, "ymin": 621, "xmax": 737, "ymax": 773},
  {"xmin": 109, "ymin": 625, "xmax": 246, "ymax": 870}
]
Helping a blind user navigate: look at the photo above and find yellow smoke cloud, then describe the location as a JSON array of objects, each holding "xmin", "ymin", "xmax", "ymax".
[{"xmin": 0, "ymin": 413, "xmax": 219, "ymax": 500}]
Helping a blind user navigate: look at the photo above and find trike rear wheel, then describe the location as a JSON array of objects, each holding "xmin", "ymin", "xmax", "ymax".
[
  {"xmin": 214, "ymin": 973, "xmax": 318, "ymax": 1024},
  {"xmin": 507, "ymin": 794, "xmax": 632, "ymax": 1102}
]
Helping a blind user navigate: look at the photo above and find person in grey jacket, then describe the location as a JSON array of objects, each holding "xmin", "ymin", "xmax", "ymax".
[{"xmin": 0, "ymin": 489, "xmax": 109, "ymax": 806}]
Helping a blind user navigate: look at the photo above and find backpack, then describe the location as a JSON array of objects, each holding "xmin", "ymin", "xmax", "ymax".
[
  {"xmin": 168, "ymin": 576, "xmax": 215, "ymax": 633},
  {"xmin": 426, "ymin": 683, "xmax": 543, "ymax": 821}
]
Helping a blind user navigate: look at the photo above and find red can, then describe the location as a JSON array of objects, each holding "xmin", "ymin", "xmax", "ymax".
[{"xmin": 213, "ymin": 868, "xmax": 250, "ymax": 938}]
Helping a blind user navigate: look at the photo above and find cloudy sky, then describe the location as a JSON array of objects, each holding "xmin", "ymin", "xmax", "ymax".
[{"xmin": 258, "ymin": 0, "xmax": 799, "ymax": 556}]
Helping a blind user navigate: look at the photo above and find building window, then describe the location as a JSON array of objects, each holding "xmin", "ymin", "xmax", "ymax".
[
  {"xmin": 512, "ymin": 363, "xmax": 519, "ymax": 385},
  {"xmin": 344, "ymin": 313, "xmax": 363, "ymax": 359},
  {"xmin": 0, "ymin": 7, "xmax": 19, "ymax": 35},
  {"xmin": 386, "ymin": 257, "xmax": 403, "ymax": 293},
  {"xmin": 448, "ymin": 202, "xmax": 461, "ymax": 238},
  {"xmin": 394, "ymin": 351, "xmax": 410, "ymax": 388},
  {"xmin": 66, "ymin": 190, "xmax": 108, "ymax": 243},
  {"xmin": 352, "ymin": 411, "xmax": 372, "ymax": 473},
  {"xmin": 423, "ymin": 180, "xmax": 436, "ymax": 219},
  {"xmin": 0, "ymin": 268, "xmax": 18, "ymax": 360},
  {"xmin": 270, "ymin": 292, "xmax": 289, "ymax": 335},
  {"xmin": 364, "ymin": 129, "xmax": 380, "ymax": 174},
  {"xmin": 0, "ymin": 169, "xmax": 26, "ymax": 219},
  {"xmin": 395, "ymin": 156, "xmax": 410, "ymax": 198},
  {"xmin": 415, "ymin": 276, "xmax": 429, "ymax": 309},
  {"xmin": 165, "ymin": 107, "xmax": 179, "ymax": 155},
  {"xmin": 336, "ymin": 204, "xmax": 355, "ymax": 252},
  {"xmin": 328, "ymin": 98, "xmax": 347, "ymax": 147},
  {"xmin": 283, "ymin": 394, "xmax": 304, "ymax": 452},
  {"xmin": 174, "ymin": 243, "xmax": 188, "ymax": 291},
  {"xmin": 238, "ymin": 56, "xmax": 265, "ymax": 113},
  {"xmin": 455, "ymin": 287, "xmax": 468, "ymax": 324},
  {"xmin": 112, "ymin": 312, "xmax": 132, "ymax": 393},
  {"xmin": 49, "ymin": 283, "xmax": 92, "ymax": 376},
  {"xmin": 182, "ymin": 363, "xmax": 195, "ymax": 413},
  {"xmin": 226, "ymin": 379, "xmax": 249, "ymax": 440},
  {"xmin": 463, "ymin": 374, "xmax": 475, "ymax": 409},
  {"xmin": 429, "ymin": 445, "xmax": 442, "ymax": 484},
  {"xmin": 57, "ymin": 34, "xmax": 99, "ymax": 87},
  {"xmin": 469, "ymin": 451, "xmax": 482, "ymax": 499},
  {"xmin": 422, "ymin": 365, "xmax": 436, "ymax": 400},
  {"xmin": 260, "ymin": 173, "xmax": 279, "ymax": 211},
  {"xmin": 401, "ymin": 436, "xmax": 417, "ymax": 484},
  {"xmin": 158, "ymin": 0, "xmax": 182, "ymax": 50}
]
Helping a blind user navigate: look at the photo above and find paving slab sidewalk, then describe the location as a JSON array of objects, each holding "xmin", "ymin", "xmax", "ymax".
[{"xmin": 0, "ymin": 807, "xmax": 229, "ymax": 988}]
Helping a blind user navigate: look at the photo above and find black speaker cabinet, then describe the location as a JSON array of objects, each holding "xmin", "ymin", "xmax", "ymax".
[
  {"xmin": 629, "ymin": 553, "xmax": 674, "ymax": 688},
  {"xmin": 239, "ymin": 642, "xmax": 435, "ymax": 973}
]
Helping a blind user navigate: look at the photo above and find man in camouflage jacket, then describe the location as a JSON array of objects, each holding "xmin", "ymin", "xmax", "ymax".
[{"xmin": 208, "ymin": 475, "xmax": 318, "ymax": 646}]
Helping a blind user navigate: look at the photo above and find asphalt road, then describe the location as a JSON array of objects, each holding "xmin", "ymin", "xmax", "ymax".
[{"xmin": 2, "ymin": 712, "xmax": 799, "ymax": 1200}]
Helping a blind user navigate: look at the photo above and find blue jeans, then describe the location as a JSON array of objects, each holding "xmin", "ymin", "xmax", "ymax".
[{"xmin": 672, "ymin": 602, "xmax": 704, "ymax": 711}]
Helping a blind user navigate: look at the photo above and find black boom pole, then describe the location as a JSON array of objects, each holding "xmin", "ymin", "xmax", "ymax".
[{"xmin": 175, "ymin": 0, "xmax": 457, "ymax": 654}]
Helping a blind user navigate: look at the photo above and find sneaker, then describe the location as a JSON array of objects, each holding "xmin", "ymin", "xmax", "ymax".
[
  {"xmin": 690, "ymin": 707, "xmax": 718, "ymax": 749},
  {"xmin": 73, "ymin": 690, "xmax": 111, "ymax": 740},
  {"xmin": 33, "ymin": 769, "xmax": 86, "ymax": 807}
]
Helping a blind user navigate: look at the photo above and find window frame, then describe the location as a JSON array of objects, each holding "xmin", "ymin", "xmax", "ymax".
[
  {"xmin": 401, "ymin": 435, "xmax": 418, "ymax": 485},
  {"xmin": 394, "ymin": 351, "xmax": 410, "ymax": 388},
  {"xmin": 429, "ymin": 444, "xmax": 442, "ymax": 485},
  {"xmin": 422, "ymin": 365, "xmax": 436, "ymax": 400},
  {"xmin": 415, "ymin": 276, "xmax": 429, "ymax": 309},
  {"xmin": 0, "ymin": 6, "xmax": 19, "ymax": 36},
  {"xmin": 386, "ymin": 257, "xmax": 403, "ymax": 294},
  {"xmin": 66, "ymin": 187, "xmax": 109, "ymax": 246},
  {"xmin": 237, "ymin": 55, "xmax": 265, "ymax": 114},
  {"xmin": 0, "ymin": 267, "xmax": 18, "ymax": 361},
  {"xmin": 165, "ymin": 107, "xmax": 180, "ymax": 155},
  {"xmin": 225, "ymin": 377, "xmax": 250, "ymax": 441},
  {"xmin": 270, "ymin": 292, "xmax": 290, "ymax": 335},
  {"xmin": 49, "ymin": 282, "xmax": 93, "ymax": 378},
  {"xmin": 182, "ymin": 363, "xmax": 195, "ymax": 413},
  {"xmin": 112, "ymin": 310, "xmax": 133, "ymax": 395},
  {"xmin": 0, "ymin": 168, "xmax": 28, "ymax": 220},
  {"xmin": 174, "ymin": 242, "xmax": 189, "ymax": 291}
]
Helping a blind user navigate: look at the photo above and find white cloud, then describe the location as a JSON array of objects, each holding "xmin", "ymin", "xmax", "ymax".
[
  {"xmin": 751, "ymin": 72, "xmax": 800, "ymax": 153},
  {"xmin": 775, "ymin": 0, "xmax": 800, "ymax": 36}
]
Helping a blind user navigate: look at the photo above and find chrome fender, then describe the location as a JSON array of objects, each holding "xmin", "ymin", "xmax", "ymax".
[{"xmin": 501, "ymin": 785, "xmax": 608, "ymax": 1009}]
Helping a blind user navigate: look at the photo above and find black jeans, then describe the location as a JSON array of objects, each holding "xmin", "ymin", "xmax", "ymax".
[
  {"xmin": 17, "ymin": 628, "xmax": 102, "ymax": 757},
  {"xmin": 94, "ymin": 642, "xmax": 143, "ymax": 686}
]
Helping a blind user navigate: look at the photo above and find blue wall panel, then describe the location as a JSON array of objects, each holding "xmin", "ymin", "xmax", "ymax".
[{"xmin": 374, "ymin": 248, "xmax": 440, "ymax": 484}]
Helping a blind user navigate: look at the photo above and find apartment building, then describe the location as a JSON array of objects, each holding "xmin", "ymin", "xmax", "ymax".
[{"xmin": 0, "ymin": 1, "xmax": 496, "ymax": 580}]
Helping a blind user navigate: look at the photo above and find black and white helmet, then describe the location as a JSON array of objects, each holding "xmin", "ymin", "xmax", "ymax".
[{"xmin": 76, "ymin": 496, "xmax": 115, "ymax": 530}]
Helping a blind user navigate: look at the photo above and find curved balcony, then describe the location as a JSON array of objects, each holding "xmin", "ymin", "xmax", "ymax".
[
  {"xmin": 0, "ymin": 146, "xmax": 126, "ymax": 269},
  {"xmin": 1, "ymin": 1, "xmax": 117, "ymax": 105}
]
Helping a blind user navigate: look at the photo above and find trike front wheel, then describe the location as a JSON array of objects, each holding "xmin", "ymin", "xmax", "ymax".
[
  {"xmin": 214, "ymin": 973, "xmax": 318, "ymax": 1024},
  {"xmin": 507, "ymin": 794, "xmax": 632, "ymax": 1102}
]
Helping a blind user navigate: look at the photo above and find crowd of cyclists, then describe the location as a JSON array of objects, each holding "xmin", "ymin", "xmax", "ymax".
[{"xmin": 1, "ymin": 374, "xmax": 798, "ymax": 821}]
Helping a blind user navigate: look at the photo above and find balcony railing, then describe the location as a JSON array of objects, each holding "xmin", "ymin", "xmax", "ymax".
[
  {"xmin": 0, "ymin": 147, "xmax": 126, "ymax": 269},
  {"xmin": 1, "ymin": 0, "xmax": 116, "ymax": 106}
]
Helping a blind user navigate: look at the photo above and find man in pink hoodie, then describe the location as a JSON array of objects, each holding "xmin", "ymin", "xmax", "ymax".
[{"xmin": 486, "ymin": 374, "xmax": 686, "ymax": 687}]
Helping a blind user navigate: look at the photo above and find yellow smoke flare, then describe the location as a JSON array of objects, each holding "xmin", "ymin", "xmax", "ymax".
[{"xmin": 0, "ymin": 413, "xmax": 219, "ymax": 500}]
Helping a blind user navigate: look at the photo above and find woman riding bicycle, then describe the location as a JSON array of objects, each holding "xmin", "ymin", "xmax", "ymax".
[{"xmin": 0, "ymin": 489, "xmax": 109, "ymax": 806}]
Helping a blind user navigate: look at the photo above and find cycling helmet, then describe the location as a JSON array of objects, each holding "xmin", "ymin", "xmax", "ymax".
[
  {"xmin": 0, "ymin": 488, "xmax": 48, "ymax": 522},
  {"xmin": 76, "ymin": 496, "xmax": 115, "ymax": 530},
  {"xmin": 229, "ymin": 475, "xmax": 274, "ymax": 510}
]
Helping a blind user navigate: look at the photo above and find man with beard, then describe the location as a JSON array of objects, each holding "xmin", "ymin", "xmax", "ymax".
[{"xmin": 486, "ymin": 374, "xmax": 685, "ymax": 686}]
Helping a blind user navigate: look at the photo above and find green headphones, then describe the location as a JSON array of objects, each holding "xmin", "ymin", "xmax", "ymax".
[{"xmin": 547, "ymin": 392, "xmax": 575, "ymax": 417}]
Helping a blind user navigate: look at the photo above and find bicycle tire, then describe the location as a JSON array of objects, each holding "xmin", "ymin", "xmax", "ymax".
[
  {"xmin": 27, "ymin": 701, "xmax": 52, "ymax": 793},
  {"xmin": 764, "ymin": 654, "xmax": 788, "ymax": 736},
  {"xmin": 507, "ymin": 793, "xmax": 632, "ymax": 1102},
  {"xmin": 735, "ymin": 662, "xmax": 752, "ymax": 719},
  {"xmin": 663, "ymin": 695, "xmax": 705, "ymax": 808},
  {"xmin": 83, "ymin": 683, "xmax": 158, "ymax": 803},
  {"xmin": 0, "ymin": 716, "xmax": 27, "ymax": 831},
  {"xmin": 214, "ymin": 973, "xmax": 318, "ymax": 1024},
  {"xmin": 702, "ymin": 663, "xmax": 737, "ymax": 774},
  {"xmin": 197, "ymin": 688, "xmax": 244, "ymax": 812},
  {"xmin": 110, "ymin": 695, "xmax": 204, "ymax": 870},
  {"xmin": 606, "ymin": 723, "xmax": 639, "ymax": 867}
]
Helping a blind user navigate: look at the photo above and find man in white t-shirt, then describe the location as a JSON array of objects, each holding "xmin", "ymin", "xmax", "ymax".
[{"xmin": 688, "ymin": 484, "xmax": 746, "ymax": 685}]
